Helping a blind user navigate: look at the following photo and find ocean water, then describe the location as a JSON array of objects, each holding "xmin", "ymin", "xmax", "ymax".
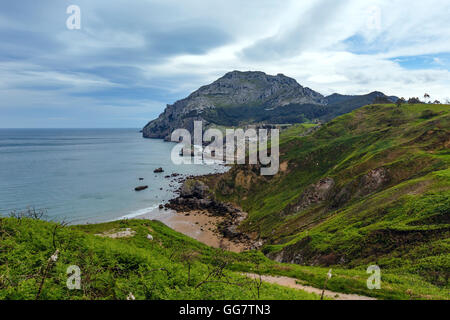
[{"xmin": 0, "ymin": 129, "xmax": 226, "ymax": 224}]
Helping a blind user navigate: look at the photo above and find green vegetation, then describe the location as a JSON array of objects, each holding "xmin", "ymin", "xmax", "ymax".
[
  {"xmin": 1, "ymin": 216, "xmax": 447, "ymax": 300},
  {"xmin": 1, "ymin": 103, "xmax": 448, "ymax": 300},
  {"xmin": 0, "ymin": 217, "xmax": 323, "ymax": 300},
  {"xmin": 209, "ymin": 104, "xmax": 449, "ymax": 296},
  {"xmin": 200, "ymin": 91, "xmax": 388, "ymax": 127},
  {"xmin": 202, "ymin": 103, "xmax": 324, "ymax": 126}
]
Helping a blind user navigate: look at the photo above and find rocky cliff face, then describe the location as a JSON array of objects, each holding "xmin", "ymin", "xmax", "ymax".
[
  {"xmin": 142, "ymin": 71, "xmax": 326, "ymax": 140},
  {"xmin": 142, "ymin": 70, "xmax": 394, "ymax": 140}
]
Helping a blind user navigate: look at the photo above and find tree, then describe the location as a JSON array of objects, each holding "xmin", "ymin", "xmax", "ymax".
[
  {"xmin": 9, "ymin": 207, "xmax": 47, "ymax": 220},
  {"xmin": 424, "ymin": 93, "xmax": 430, "ymax": 102},
  {"xmin": 194, "ymin": 251, "xmax": 243, "ymax": 290},
  {"xmin": 396, "ymin": 97, "xmax": 406, "ymax": 107},
  {"xmin": 408, "ymin": 97, "xmax": 421, "ymax": 104}
]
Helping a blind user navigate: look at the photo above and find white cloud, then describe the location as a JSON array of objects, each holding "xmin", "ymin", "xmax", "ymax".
[
  {"xmin": 1, "ymin": 0, "xmax": 449, "ymax": 127},
  {"xmin": 146, "ymin": 0, "xmax": 450, "ymax": 100},
  {"xmin": 0, "ymin": 62, "xmax": 119, "ymax": 91}
]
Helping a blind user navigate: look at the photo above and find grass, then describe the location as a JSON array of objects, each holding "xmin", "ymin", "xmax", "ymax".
[
  {"xmin": 0, "ymin": 217, "xmax": 323, "ymax": 300},
  {"xmin": 1, "ymin": 216, "xmax": 447, "ymax": 300},
  {"xmin": 1, "ymin": 103, "xmax": 448, "ymax": 300},
  {"xmin": 207, "ymin": 104, "xmax": 450, "ymax": 295}
]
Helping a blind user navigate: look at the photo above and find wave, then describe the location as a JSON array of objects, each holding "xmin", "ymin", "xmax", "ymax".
[{"xmin": 115, "ymin": 204, "xmax": 160, "ymax": 220}]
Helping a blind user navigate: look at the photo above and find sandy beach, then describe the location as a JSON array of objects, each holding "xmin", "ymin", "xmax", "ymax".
[{"xmin": 136, "ymin": 208, "xmax": 248, "ymax": 252}]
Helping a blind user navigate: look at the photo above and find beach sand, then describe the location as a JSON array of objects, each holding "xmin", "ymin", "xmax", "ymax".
[{"xmin": 136, "ymin": 208, "xmax": 248, "ymax": 252}]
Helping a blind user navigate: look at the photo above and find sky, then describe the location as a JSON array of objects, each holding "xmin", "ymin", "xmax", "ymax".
[{"xmin": 0, "ymin": 0, "xmax": 449, "ymax": 128}]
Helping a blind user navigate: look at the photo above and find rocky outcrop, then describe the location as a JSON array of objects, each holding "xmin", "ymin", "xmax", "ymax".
[
  {"xmin": 166, "ymin": 179, "xmax": 249, "ymax": 241},
  {"xmin": 357, "ymin": 167, "xmax": 390, "ymax": 196},
  {"xmin": 168, "ymin": 180, "xmax": 240, "ymax": 216},
  {"xmin": 142, "ymin": 71, "xmax": 394, "ymax": 140},
  {"xmin": 281, "ymin": 167, "xmax": 392, "ymax": 215},
  {"xmin": 332, "ymin": 167, "xmax": 391, "ymax": 207},
  {"xmin": 143, "ymin": 71, "xmax": 326, "ymax": 140},
  {"xmin": 180, "ymin": 180, "xmax": 210, "ymax": 199},
  {"xmin": 293, "ymin": 177, "xmax": 335, "ymax": 212},
  {"xmin": 279, "ymin": 177, "xmax": 335, "ymax": 216}
]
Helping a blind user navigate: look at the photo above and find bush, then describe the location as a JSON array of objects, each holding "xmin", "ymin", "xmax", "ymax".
[{"xmin": 420, "ymin": 109, "xmax": 438, "ymax": 119}]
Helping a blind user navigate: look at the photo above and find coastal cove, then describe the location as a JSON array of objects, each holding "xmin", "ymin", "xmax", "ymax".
[{"xmin": 0, "ymin": 129, "xmax": 227, "ymax": 225}]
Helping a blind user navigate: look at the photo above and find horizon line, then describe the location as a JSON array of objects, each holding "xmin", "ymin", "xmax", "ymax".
[{"xmin": 0, "ymin": 127, "xmax": 142, "ymax": 130}]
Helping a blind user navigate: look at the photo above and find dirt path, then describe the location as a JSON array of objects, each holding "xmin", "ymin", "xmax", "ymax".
[{"xmin": 243, "ymin": 273, "xmax": 377, "ymax": 300}]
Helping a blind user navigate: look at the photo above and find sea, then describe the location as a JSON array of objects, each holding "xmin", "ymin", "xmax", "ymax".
[{"xmin": 0, "ymin": 129, "xmax": 226, "ymax": 224}]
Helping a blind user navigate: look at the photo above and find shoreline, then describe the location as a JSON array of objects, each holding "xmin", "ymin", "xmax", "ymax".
[
  {"xmin": 135, "ymin": 207, "xmax": 249, "ymax": 252},
  {"xmin": 126, "ymin": 159, "xmax": 254, "ymax": 252},
  {"xmin": 94, "ymin": 152, "xmax": 249, "ymax": 252}
]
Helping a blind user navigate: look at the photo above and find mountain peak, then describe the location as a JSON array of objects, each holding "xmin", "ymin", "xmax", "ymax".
[
  {"xmin": 217, "ymin": 70, "xmax": 302, "ymax": 87},
  {"xmin": 191, "ymin": 70, "xmax": 326, "ymax": 107},
  {"xmin": 142, "ymin": 71, "xmax": 392, "ymax": 140}
]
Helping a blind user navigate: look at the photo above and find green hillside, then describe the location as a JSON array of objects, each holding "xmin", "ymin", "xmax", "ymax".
[
  {"xmin": 0, "ymin": 217, "xmax": 321, "ymax": 300},
  {"xmin": 201, "ymin": 91, "xmax": 392, "ymax": 126},
  {"xmin": 142, "ymin": 71, "xmax": 393, "ymax": 139},
  {"xmin": 1, "ymin": 216, "xmax": 448, "ymax": 300},
  {"xmin": 1, "ymin": 103, "xmax": 448, "ymax": 300},
  {"xmin": 209, "ymin": 104, "xmax": 449, "ymax": 288}
]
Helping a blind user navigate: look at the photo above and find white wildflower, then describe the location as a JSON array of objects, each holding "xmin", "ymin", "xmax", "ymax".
[{"xmin": 50, "ymin": 250, "xmax": 59, "ymax": 262}]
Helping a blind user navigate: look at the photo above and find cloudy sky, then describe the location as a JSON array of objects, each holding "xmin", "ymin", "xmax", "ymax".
[{"xmin": 1, "ymin": 0, "xmax": 449, "ymax": 128}]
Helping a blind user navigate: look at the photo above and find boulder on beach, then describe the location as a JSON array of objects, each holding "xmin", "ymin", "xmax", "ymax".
[
  {"xmin": 134, "ymin": 185, "xmax": 148, "ymax": 191},
  {"xmin": 180, "ymin": 180, "xmax": 209, "ymax": 198}
]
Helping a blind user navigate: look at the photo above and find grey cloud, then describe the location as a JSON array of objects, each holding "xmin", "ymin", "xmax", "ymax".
[{"xmin": 241, "ymin": 0, "xmax": 347, "ymax": 61}]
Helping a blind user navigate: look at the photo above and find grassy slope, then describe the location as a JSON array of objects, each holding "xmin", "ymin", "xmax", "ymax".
[
  {"xmin": 210, "ymin": 104, "xmax": 449, "ymax": 291},
  {"xmin": 1, "ymin": 104, "xmax": 448, "ymax": 300},
  {"xmin": 0, "ymin": 217, "xmax": 323, "ymax": 300},
  {"xmin": 1, "ymin": 217, "xmax": 447, "ymax": 300}
]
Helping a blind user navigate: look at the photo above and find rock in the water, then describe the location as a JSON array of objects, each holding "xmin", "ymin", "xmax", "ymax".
[
  {"xmin": 134, "ymin": 185, "xmax": 148, "ymax": 191},
  {"xmin": 154, "ymin": 167, "xmax": 164, "ymax": 173}
]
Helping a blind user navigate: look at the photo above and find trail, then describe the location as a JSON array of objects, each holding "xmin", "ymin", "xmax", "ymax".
[{"xmin": 243, "ymin": 273, "xmax": 377, "ymax": 300}]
